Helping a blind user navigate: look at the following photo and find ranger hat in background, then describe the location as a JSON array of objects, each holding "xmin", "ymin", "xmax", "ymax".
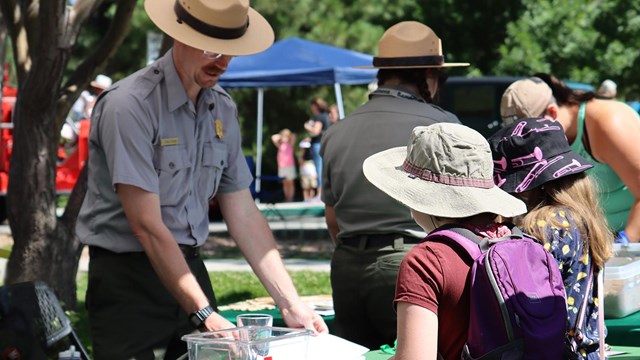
[{"xmin": 358, "ymin": 21, "xmax": 470, "ymax": 69}]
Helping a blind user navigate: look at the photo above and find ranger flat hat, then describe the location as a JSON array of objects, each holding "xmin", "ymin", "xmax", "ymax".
[
  {"xmin": 145, "ymin": 0, "xmax": 274, "ymax": 56},
  {"xmin": 359, "ymin": 21, "xmax": 469, "ymax": 69}
]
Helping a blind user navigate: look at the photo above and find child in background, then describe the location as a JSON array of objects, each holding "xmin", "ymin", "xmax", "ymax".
[
  {"xmin": 488, "ymin": 117, "xmax": 613, "ymax": 360},
  {"xmin": 363, "ymin": 123, "xmax": 526, "ymax": 359},
  {"xmin": 271, "ymin": 129, "xmax": 296, "ymax": 202},
  {"xmin": 298, "ymin": 138, "xmax": 318, "ymax": 202}
]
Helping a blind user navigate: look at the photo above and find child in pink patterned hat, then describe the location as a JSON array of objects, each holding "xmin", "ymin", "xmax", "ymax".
[{"xmin": 488, "ymin": 117, "xmax": 612, "ymax": 360}]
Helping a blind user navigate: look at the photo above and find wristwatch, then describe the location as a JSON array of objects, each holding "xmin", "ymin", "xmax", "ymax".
[{"xmin": 189, "ymin": 305, "xmax": 214, "ymax": 329}]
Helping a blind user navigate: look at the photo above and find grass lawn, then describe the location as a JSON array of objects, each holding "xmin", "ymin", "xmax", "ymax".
[{"xmin": 71, "ymin": 270, "xmax": 331, "ymax": 356}]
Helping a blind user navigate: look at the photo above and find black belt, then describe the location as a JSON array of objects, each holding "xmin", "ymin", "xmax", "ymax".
[
  {"xmin": 89, "ymin": 244, "xmax": 200, "ymax": 259},
  {"xmin": 338, "ymin": 234, "xmax": 422, "ymax": 249},
  {"xmin": 178, "ymin": 244, "xmax": 200, "ymax": 259}
]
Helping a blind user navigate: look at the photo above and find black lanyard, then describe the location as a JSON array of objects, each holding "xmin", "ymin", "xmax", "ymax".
[{"xmin": 370, "ymin": 88, "xmax": 425, "ymax": 103}]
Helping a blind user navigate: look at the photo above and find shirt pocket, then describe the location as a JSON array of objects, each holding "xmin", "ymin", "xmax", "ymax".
[
  {"xmin": 201, "ymin": 141, "xmax": 228, "ymax": 199},
  {"xmin": 154, "ymin": 145, "xmax": 191, "ymax": 206}
]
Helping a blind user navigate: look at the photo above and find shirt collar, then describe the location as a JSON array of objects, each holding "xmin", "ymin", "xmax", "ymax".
[
  {"xmin": 160, "ymin": 49, "xmax": 189, "ymax": 113},
  {"xmin": 161, "ymin": 48, "xmax": 216, "ymax": 113}
]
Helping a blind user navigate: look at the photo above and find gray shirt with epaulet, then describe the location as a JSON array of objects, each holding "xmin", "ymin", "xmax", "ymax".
[
  {"xmin": 77, "ymin": 49, "xmax": 252, "ymax": 252},
  {"xmin": 320, "ymin": 89, "xmax": 461, "ymax": 239}
]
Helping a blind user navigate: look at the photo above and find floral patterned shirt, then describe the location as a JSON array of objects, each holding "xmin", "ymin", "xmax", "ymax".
[{"xmin": 535, "ymin": 209, "xmax": 604, "ymax": 359}]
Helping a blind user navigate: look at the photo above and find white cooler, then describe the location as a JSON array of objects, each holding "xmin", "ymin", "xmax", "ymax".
[{"xmin": 604, "ymin": 243, "xmax": 640, "ymax": 318}]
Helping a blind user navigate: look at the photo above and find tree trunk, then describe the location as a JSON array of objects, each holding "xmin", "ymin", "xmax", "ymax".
[
  {"xmin": 1, "ymin": 0, "xmax": 136, "ymax": 309},
  {"xmin": 4, "ymin": 44, "xmax": 76, "ymax": 302}
]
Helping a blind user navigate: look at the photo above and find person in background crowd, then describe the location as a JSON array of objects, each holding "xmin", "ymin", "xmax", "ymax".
[
  {"xmin": 69, "ymin": 74, "xmax": 112, "ymax": 123},
  {"xmin": 500, "ymin": 74, "xmax": 640, "ymax": 244},
  {"xmin": 596, "ymin": 79, "xmax": 617, "ymax": 99},
  {"xmin": 298, "ymin": 137, "xmax": 318, "ymax": 202},
  {"xmin": 363, "ymin": 123, "xmax": 526, "ymax": 359},
  {"xmin": 329, "ymin": 103, "xmax": 340, "ymax": 126},
  {"xmin": 304, "ymin": 97, "xmax": 330, "ymax": 195},
  {"xmin": 271, "ymin": 128, "xmax": 297, "ymax": 202},
  {"xmin": 62, "ymin": 74, "xmax": 113, "ymax": 147},
  {"xmin": 320, "ymin": 21, "xmax": 467, "ymax": 349},
  {"xmin": 489, "ymin": 117, "xmax": 612, "ymax": 360},
  {"xmin": 76, "ymin": 1, "xmax": 327, "ymax": 358}
]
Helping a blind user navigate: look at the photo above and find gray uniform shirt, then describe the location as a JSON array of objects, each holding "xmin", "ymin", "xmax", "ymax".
[
  {"xmin": 320, "ymin": 89, "xmax": 461, "ymax": 239},
  {"xmin": 77, "ymin": 50, "xmax": 252, "ymax": 252}
]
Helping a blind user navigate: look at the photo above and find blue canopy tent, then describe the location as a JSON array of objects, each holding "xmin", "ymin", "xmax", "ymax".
[{"xmin": 219, "ymin": 37, "xmax": 377, "ymax": 197}]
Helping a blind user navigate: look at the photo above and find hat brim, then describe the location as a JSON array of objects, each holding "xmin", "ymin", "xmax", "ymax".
[
  {"xmin": 497, "ymin": 150, "xmax": 594, "ymax": 194},
  {"xmin": 90, "ymin": 81, "xmax": 108, "ymax": 90},
  {"xmin": 355, "ymin": 62, "xmax": 470, "ymax": 69},
  {"xmin": 363, "ymin": 147, "xmax": 526, "ymax": 218},
  {"xmin": 144, "ymin": 0, "xmax": 274, "ymax": 56}
]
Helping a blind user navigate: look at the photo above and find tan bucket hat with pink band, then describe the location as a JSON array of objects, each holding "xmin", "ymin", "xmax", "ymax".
[
  {"xmin": 144, "ymin": 0, "xmax": 274, "ymax": 56},
  {"xmin": 358, "ymin": 21, "xmax": 470, "ymax": 69},
  {"xmin": 363, "ymin": 123, "xmax": 525, "ymax": 218}
]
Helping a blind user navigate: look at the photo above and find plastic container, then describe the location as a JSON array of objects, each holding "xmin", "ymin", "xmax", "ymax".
[
  {"xmin": 604, "ymin": 244, "xmax": 640, "ymax": 318},
  {"xmin": 182, "ymin": 326, "xmax": 312, "ymax": 360}
]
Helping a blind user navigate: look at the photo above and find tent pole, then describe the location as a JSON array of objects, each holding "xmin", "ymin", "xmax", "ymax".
[
  {"xmin": 255, "ymin": 88, "xmax": 264, "ymax": 203},
  {"xmin": 333, "ymin": 83, "xmax": 345, "ymax": 119}
]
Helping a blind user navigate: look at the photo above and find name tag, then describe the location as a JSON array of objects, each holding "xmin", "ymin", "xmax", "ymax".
[{"xmin": 160, "ymin": 137, "xmax": 180, "ymax": 146}]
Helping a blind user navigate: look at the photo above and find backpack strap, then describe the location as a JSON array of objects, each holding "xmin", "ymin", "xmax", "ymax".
[
  {"xmin": 427, "ymin": 225, "xmax": 528, "ymax": 260},
  {"xmin": 569, "ymin": 264, "xmax": 594, "ymax": 354},
  {"xmin": 597, "ymin": 269, "xmax": 605, "ymax": 360},
  {"xmin": 426, "ymin": 228, "xmax": 483, "ymax": 260}
]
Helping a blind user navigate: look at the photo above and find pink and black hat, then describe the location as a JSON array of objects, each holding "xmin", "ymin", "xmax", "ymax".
[{"xmin": 488, "ymin": 118, "xmax": 593, "ymax": 194}]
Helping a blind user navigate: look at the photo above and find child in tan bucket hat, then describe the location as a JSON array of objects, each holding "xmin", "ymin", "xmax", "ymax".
[{"xmin": 363, "ymin": 123, "xmax": 525, "ymax": 359}]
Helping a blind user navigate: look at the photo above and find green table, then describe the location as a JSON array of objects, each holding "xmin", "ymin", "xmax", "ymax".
[
  {"xmin": 220, "ymin": 308, "xmax": 335, "ymax": 331},
  {"xmin": 220, "ymin": 309, "xmax": 640, "ymax": 358},
  {"xmin": 364, "ymin": 350, "xmax": 392, "ymax": 359},
  {"xmin": 606, "ymin": 311, "xmax": 640, "ymax": 346},
  {"xmin": 362, "ymin": 347, "xmax": 640, "ymax": 359},
  {"xmin": 609, "ymin": 346, "xmax": 640, "ymax": 359}
]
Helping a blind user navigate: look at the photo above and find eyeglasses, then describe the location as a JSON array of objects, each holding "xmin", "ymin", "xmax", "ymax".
[{"xmin": 202, "ymin": 51, "xmax": 224, "ymax": 60}]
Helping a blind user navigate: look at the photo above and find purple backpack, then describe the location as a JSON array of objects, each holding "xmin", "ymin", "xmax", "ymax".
[{"xmin": 427, "ymin": 226, "xmax": 567, "ymax": 360}]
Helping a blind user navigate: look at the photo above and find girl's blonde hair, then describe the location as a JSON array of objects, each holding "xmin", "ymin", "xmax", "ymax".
[{"xmin": 517, "ymin": 173, "xmax": 613, "ymax": 269}]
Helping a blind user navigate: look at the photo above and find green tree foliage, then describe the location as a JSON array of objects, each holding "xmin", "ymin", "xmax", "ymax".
[
  {"xmin": 496, "ymin": 0, "xmax": 640, "ymax": 97},
  {"xmin": 414, "ymin": 0, "xmax": 525, "ymax": 76},
  {"xmin": 223, "ymin": 0, "xmax": 425, "ymax": 175},
  {"xmin": 69, "ymin": 1, "xmax": 155, "ymax": 81}
]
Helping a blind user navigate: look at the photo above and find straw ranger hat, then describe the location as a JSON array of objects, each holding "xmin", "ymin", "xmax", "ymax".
[
  {"xmin": 144, "ymin": 0, "xmax": 274, "ymax": 56},
  {"xmin": 363, "ymin": 123, "xmax": 526, "ymax": 218},
  {"xmin": 358, "ymin": 21, "xmax": 469, "ymax": 69}
]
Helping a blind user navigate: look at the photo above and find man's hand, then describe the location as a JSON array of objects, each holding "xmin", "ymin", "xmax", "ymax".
[
  {"xmin": 280, "ymin": 300, "xmax": 329, "ymax": 334},
  {"xmin": 202, "ymin": 312, "xmax": 237, "ymax": 334}
]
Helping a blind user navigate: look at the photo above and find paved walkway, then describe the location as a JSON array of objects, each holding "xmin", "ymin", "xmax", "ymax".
[{"xmin": 0, "ymin": 217, "xmax": 331, "ymax": 279}]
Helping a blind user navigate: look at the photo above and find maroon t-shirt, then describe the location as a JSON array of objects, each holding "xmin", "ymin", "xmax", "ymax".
[{"xmin": 395, "ymin": 239, "xmax": 473, "ymax": 360}]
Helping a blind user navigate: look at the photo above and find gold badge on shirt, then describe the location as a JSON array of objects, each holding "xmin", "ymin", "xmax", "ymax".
[{"xmin": 215, "ymin": 119, "xmax": 224, "ymax": 139}]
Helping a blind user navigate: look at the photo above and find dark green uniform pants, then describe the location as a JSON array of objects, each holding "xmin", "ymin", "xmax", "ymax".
[
  {"xmin": 330, "ymin": 235, "xmax": 416, "ymax": 350},
  {"xmin": 86, "ymin": 247, "xmax": 217, "ymax": 360}
]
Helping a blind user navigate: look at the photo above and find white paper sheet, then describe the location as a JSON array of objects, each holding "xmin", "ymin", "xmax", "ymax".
[{"xmin": 306, "ymin": 334, "xmax": 370, "ymax": 360}]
